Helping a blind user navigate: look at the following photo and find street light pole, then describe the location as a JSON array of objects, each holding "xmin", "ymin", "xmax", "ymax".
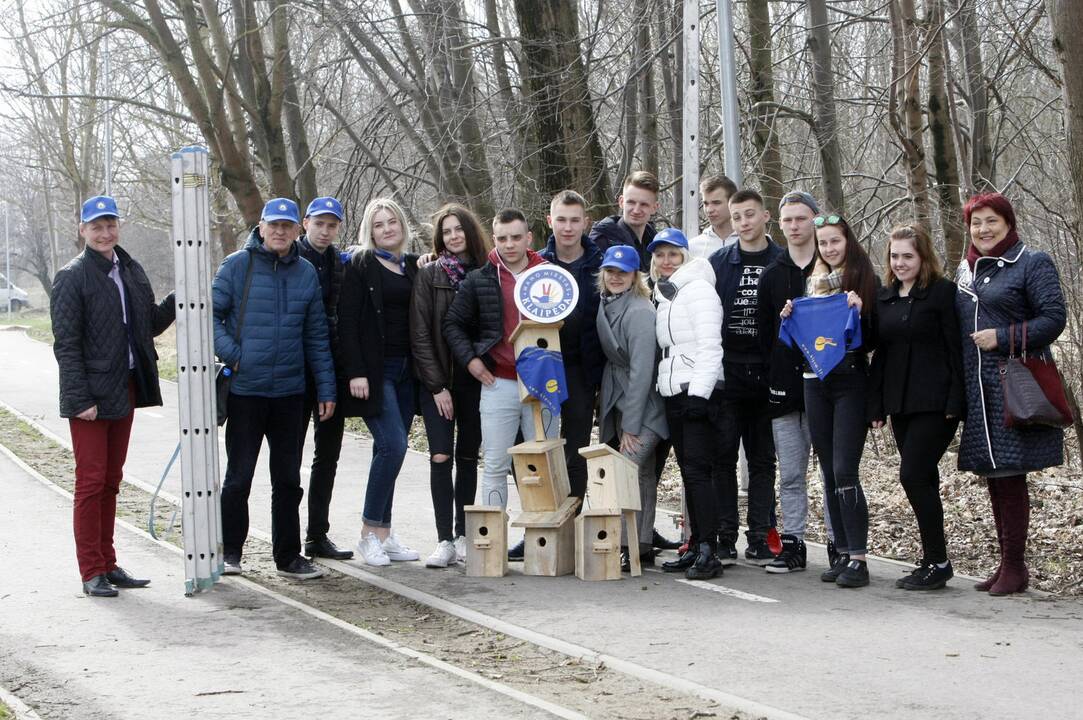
[
  {"xmin": 716, "ymin": 0, "xmax": 742, "ymax": 186},
  {"xmin": 103, "ymin": 33, "xmax": 113, "ymax": 197},
  {"xmin": 5, "ymin": 206, "xmax": 11, "ymax": 317}
]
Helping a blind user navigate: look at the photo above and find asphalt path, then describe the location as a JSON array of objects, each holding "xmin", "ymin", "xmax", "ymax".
[{"xmin": 3, "ymin": 328, "xmax": 1082, "ymax": 719}]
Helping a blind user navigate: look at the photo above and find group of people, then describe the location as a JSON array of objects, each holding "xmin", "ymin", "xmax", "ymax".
[{"xmin": 53, "ymin": 170, "xmax": 1067, "ymax": 598}]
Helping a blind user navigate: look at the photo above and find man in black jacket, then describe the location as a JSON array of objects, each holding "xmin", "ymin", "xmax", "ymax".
[
  {"xmin": 756, "ymin": 190, "xmax": 835, "ymax": 574},
  {"xmin": 708, "ymin": 189, "xmax": 783, "ymax": 567},
  {"xmin": 51, "ymin": 196, "xmax": 176, "ymax": 597},
  {"xmin": 540, "ymin": 190, "xmax": 602, "ymax": 498},
  {"xmin": 588, "ymin": 170, "xmax": 659, "ymax": 272},
  {"xmin": 296, "ymin": 196, "xmax": 352, "ymax": 560}
]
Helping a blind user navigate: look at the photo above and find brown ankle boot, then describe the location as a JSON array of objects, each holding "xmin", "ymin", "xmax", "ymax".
[
  {"xmin": 974, "ymin": 479, "xmax": 1003, "ymax": 592},
  {"xmin": 989, "ymin": 476, "xmax": 1030, "ymax": 596}
]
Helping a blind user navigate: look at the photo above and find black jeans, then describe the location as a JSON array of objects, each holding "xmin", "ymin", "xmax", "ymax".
[
  {"xmin": 891, "ymin": 412, "xmax": 958, "ymax": 563},
  {"xmin": 300, "ymin": 378, "xmax": 346, "ymax": 542},
  {"xmin": 420, "ymin": 374, "xmax": 482, "ymax": 541},
  {"xmin": 716, "ymin": 361, "xmax": 776, "ymax": 544},
  {"xmin": 805, "ymin": 370, "xmax": 869, "ymax": 556},
  {"xmin": 559, "ymin": 362, "xmax": 595, "ymax": 498},
  {"xmin": 665, "ymin": 392, "xmax": 728, "ymax": 546},
  {"xmin": 222, "ymin": 392, "xmax": 305, "ymax": 567}
]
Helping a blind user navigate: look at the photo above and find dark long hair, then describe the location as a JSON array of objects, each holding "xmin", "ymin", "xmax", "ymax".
[
  {"xmin": 813, "ymin": 214, "xmax": 878, "ymax": 310},
  {"xmin": 430, "ymin": 203, "xmax": 490, "ymax": 267}
]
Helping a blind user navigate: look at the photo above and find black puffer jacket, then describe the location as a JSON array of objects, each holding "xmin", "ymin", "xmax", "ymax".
[
  {"xmin": 51, "ymin": 246, "xmax": 176, "ymax": 419},
  {"xmin": 955, "ymin": 241, "xmax": 1066, "ymax": 474},
  {"xmin": 296, "ymin": 236, "xmax": 344, "ymax": 351},
  {"xmin": 756, "ymin": 250, "xmax": 812, "ymax": 418},
  {"xmin": 442, "ymin": 263, "xmax": 503, "ymax": 372},
  {"xmin": 588, "ymin": 215, "xmax": 657, "ymax": 272}
]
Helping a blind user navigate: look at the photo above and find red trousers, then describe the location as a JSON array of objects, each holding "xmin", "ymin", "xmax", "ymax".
[{"xmin": 69, "ymin": 383, "xmax": 135, "ymax": 581}]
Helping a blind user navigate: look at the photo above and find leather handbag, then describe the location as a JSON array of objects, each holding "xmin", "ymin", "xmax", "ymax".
[
  {"xmin": 215, "ymin": 251, "xmax": 255, "ymax": 426},
  {"xmin": 999, "ymin": 321, "xmax": 1072, "ymax": 429}
]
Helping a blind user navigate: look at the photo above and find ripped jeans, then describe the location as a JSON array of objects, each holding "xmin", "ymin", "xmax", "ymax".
[{"xmin": 804, "ymin": 370, "xmax": 869, "ymax": 556}]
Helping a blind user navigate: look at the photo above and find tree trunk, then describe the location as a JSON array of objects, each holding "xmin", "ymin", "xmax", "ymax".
[
  {"xmin": 513, "ymin": 0, "xmax": 613, "ymax": 217},
  {"xmin": 747, "ymin": 0, "xmax": 784, "ymax": 215},
  {"xmin": 888, "ymin": 0, "xmax": 931, "ymax": 231},
  {"xmin": 638, "ymin": 4, "xmax": 659, "ymax": 177},
  {"xmin": 951, "ymin": 0, "xmax": 994, "ymax": 192},
  {"xmin": 805, "ymin": 0, "xmax": 845, "ymax": 214},
  {"xmin": 1048, "ymin": 0, "xmax": 1083, "ymax": 243},
  {"xmin": 926, "ymin": 0, "xmax": 965, "ymax": 268}
]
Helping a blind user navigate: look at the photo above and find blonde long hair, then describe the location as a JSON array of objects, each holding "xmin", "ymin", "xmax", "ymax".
[
  {"xmin": 597, "ymin": 267, "xmax": 651, "ymax": 299},
  {"xmin": 358, "ymin": 198, "xmax": 410, "ymax": 253}
]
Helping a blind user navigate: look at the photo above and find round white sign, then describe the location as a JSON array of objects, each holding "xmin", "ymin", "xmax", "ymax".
[{"xmin": 513, "ymin": 264, "xmax": 579, "ymax": 323}]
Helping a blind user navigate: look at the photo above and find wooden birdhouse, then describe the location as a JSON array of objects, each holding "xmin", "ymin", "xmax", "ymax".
[
  {"xmin": 575, "ymin": 510, "xmax": 622, "ymax": 581},
  {"xmin": 509, "ymin": 439, "xmax": 570, "ymax": 512},
  {"xmin": 464, "ymin": 505, "xmax": 508, "ymax": 578},
  {"xmin": 579, "ymin": 444, "xmax": 643, "ymax": 576},
  {"xmin": 509, "ymin": 320, "xmax": 564, "ymax": 404},
  {"xmin": 513, "ymin": 496, "xmax": 580, "ymax": 577},
  {"xmin": 579, "ymin": 444, "xmax": 641, "ymax": 513}
]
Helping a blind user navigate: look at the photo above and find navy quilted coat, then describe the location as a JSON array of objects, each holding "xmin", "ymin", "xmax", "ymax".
[
  {"xmin": 955, "ymin": 240, "xmax": 1066, "ymax": 475},
  {"xmin": 212, "ymin": 229, "xmax": 336, "ymax": 402}
]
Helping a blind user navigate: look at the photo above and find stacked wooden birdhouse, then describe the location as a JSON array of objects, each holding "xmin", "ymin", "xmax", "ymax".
[
  {"xmin": 463, "ymin": 505, "xmax": 508, "ymax": 577},
  {"xmin": 576, "ymin": 444, "xmax": 643, "ymax": 579},
  {"xmin": 507, "ymin": 320, "xmax": 580, "ymax": 577}
]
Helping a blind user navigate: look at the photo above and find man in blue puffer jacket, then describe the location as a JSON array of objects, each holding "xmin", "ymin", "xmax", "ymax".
[{"xmin": 213, "ymin": 198, "xmax": 337, "ymax": 581}]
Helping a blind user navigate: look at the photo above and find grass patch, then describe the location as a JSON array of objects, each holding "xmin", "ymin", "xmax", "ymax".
[{"xmin": 0, "ymin": 700, "xmax": 11, "ymax": 719}]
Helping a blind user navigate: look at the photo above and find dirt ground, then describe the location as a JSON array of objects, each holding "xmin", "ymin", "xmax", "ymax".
[{"xmin": 0, "ymin": 408, "xmax": 748, "ymax": 720}]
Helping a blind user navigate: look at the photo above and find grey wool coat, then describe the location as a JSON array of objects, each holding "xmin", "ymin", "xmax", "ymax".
[
  {"xmin": 955, "ymin": 240, "xmax": 1067, "ymax": 475},
  {"xmin": 596, "ymin": 291, "xmax": 668, "ymax": 443}
]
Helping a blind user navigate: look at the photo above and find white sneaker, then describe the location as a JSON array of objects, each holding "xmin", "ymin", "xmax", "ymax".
[
  {"xmin": 357, "ymin": 533, "xmax": 391, "ymax": 567},
  {"xmin": 222, "ymin": 557, "xmax": 242, "ymax": 576},
  {"xmin": 453, "ymin": 536, "xmax": 467, "ymax": 564},
  {"xmin": 425, "ymin": 540, "xmax": 458, "ymax": 568},
  {"xmin": 382, "ymin": 532, "xmax": 420, "ymax": 562}
]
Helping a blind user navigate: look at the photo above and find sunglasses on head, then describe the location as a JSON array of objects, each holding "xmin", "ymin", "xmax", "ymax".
[{"xmin": 814, "ymin": 214, "xmax": 843, "ymax": 227}]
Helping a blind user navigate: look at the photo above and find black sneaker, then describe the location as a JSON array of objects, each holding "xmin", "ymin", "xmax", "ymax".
[
  {"xmin": 276, "ymin": 556, "xmax": 325, "ymax": 580},
  {"xmin": 826, "ymin": 540, "xmax": 840, "ymax": 568},
  {"xmin": 820, "ymin": 553, "xmax": 850, "ymax": 582},
  {"xmin": 685, "ymin": 543, "xmax": 723, "ymax": 580},
  {"xmin": 895, "ymin": 559, "xmax": 930, "ymax": 589},
  {"xmin": 661, "ymin": 546, "xmax": 700, "ymax": 573},
  {"xmin": 765, "ymin": 535, "xmax": 807, "ymax": 574},
  {"xmin": 900, "ymin": 561, "xmax": 953, "ymax": 591},
  {"xmin": 507, "ymin": 539, "xmax": 525, "ymax": 562},
  {"xmin": 744, "ymin": 539, "xmax": 776, "ymax": 566},
  {"xmin": 835, "ymin": 559, "xmax": 870, "ymax": 588},
  {"xmin": 305, "ymin": 536, "xmax": 355, "ymax": 560},
  {"xmin": 651, "ymin": 530, "xmax": 682, "ymax": 551},
  {"xmin": 621, "ymin": 548, "xmax": 656, "ymax": 573}
]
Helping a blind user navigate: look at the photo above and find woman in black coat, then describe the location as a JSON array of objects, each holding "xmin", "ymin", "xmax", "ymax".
[
  {"xmin": 955, "ymin": 193, "xmax": 1067, "ymax": 596},
  {"xmin": 869, "ymin": 224, "xmax": 965, "ymax": 591},
  {"xmin": 338, "ymin": 198, "xmax": 420, "ymax": 567}
]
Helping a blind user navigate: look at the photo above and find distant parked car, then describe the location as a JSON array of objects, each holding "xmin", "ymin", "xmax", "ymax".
[{"xmin": 0, "ymin": 274, "xmax": 30, "ymax": 311}]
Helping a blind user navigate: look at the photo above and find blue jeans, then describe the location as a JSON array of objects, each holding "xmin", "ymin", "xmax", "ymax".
[{"xmin": 361, "ymin": 357, "xmax": 416, "ymax": 528}]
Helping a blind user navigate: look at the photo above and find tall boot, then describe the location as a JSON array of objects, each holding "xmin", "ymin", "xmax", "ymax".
[
  {"xmin": 974, "ymin": 479, "xmax": 1004, "ymax": 591},
  {"xmin": 989, "ymin": 476, "xmax": 1030, "ymax": 596}
]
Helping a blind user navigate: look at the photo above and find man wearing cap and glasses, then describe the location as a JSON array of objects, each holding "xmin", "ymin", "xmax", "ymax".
[
  {"xmin": 294, "ymin": 197, "xmax": 354, "ymax": 560},
  {"xmin": 213, "ymin": 197, "xmax": 337, "ymax": 580},
  {"xmin": 756, "ymin": 190, "xmax": 838, "ymax": 574},
  {"xmin": 51, "ymin": 195, "xmax": 177, "ymax": 597}
]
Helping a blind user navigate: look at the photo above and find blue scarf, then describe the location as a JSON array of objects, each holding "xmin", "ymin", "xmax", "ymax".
[{"xmin": 373, "ymin": 248, "xmax": 405, "ymax": 273}]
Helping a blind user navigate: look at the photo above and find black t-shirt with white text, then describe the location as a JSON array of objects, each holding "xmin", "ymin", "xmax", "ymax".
[{"xmin": 725, "ymin": 246, "xmax": 772, "ymax": 358}]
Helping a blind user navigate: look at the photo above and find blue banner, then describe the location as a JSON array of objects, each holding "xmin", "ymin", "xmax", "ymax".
[
  {"xmin": 779, "ymin": 294, "xmax": 863, "ymax": 379},
  {"xmin": 516, "ymin": 346, "xmax": 568, "ymax": 416}
]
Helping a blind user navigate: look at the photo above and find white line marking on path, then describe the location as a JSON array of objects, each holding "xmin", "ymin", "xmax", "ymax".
[
  {"xmin": 0, "ymin": 442, "xmax": 589, "ymax": 720},
  {"xmin": 140, "ymin": 411, "xmax": 164, "ymax": 418},
  {"xmin": 675, "ymin": 578, "xmax": 780, "ymax": 603}
]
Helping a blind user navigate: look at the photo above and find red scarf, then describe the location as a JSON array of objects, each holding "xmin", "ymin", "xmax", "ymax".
[{"xmin": 966, "ymin": 229, "xmax": 1019, "ymax": 271}]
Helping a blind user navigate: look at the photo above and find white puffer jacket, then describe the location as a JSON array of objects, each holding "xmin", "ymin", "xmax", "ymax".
[{"xmin": 654, "ymin": 257, "xmax": 724, "ymax": 398}]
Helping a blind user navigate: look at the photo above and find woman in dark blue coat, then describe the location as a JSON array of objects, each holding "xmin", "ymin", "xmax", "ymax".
[
  {"xmin": 870, "ymin": 225, "xmax": 965, "ymax": 591},
  {"xmin": 955, "ymin": 193, "xmax": 1067, "ymax": 596}
]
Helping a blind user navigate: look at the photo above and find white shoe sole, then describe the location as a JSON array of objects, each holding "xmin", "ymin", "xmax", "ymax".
[
  {"xmin": 425, "ymin": 556, "xmax": 452, "ymax": 568},
  {"xmin": 222, "ymin": 565, "xmax": 242, "ymax": 576}
]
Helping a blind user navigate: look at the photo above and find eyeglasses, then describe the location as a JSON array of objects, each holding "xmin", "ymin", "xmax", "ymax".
[{"xmin": 814, "ymin": 215, "xmax": 843, "ymax": 227}]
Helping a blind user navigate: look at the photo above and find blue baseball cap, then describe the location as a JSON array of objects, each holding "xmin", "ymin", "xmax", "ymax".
[
  {"xmin": 305, "ymin": 196, "xmax": 343, "ymax": 220},
  {"xmin": 600, "ymin": 245, "xmax": 640, "ymax": 273},
  {"xmin": 81, "ymin": 195, "xmax": 120, "ymax": 223},
  {"xmin": 261, "ymin": 198, "xmax": 300, "ymax": 223},
  {"xmin": 646, "ymin": 227, "xmax": 688, "ymax": 253}
]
